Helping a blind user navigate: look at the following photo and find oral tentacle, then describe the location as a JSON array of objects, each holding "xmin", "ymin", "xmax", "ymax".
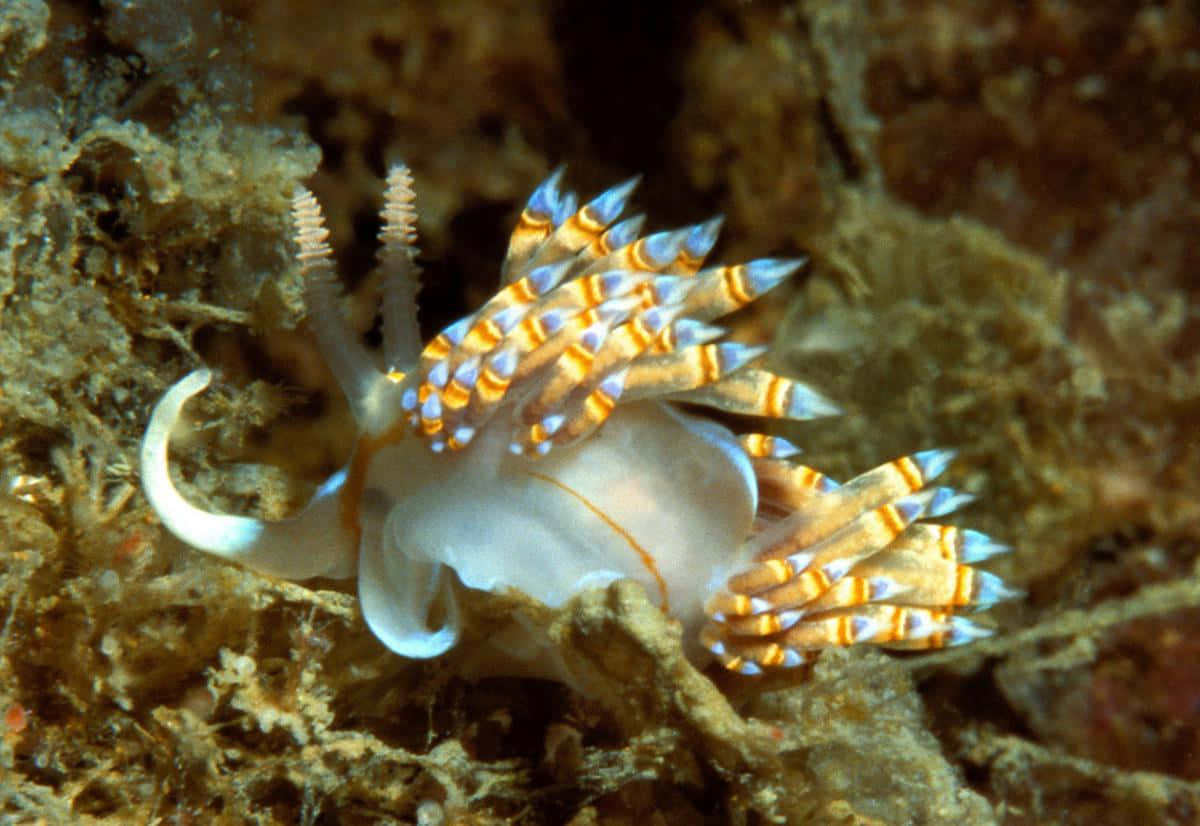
[{"xmin": 140, "ymin": 369, "xmax": 357, "ymax": 579}]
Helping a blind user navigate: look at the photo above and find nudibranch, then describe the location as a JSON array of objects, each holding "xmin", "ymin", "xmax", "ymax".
[{"xmin": 142, "ymin": 164, "xmax": 1018, "ymax": 679}]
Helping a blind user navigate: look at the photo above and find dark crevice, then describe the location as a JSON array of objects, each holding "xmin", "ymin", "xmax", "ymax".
[
  {"xmin": 416, "ymin": 199, "xmax": 514, "ymax": 339},
  {"xmin": 281, "ymin": 82, "xmax": 344, "ymax": 171},
  {"xmin": 552, "ymin": 0, "xmax": 704, "ymax": 179},
  {"xmin": 343, "ymin": 206, "xmax": 383, "ymax": 293},
  {"xmin": 818, "ymin": 97, "xmax": 862, "ymax": 182}
]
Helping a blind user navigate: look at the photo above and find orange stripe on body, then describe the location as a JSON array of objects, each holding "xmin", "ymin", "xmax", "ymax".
[
  {"xmin": 722, "ymin": 265, "xmax": 753, "ymax": 304},
  {"xmin": 877, "ymin": 503, "xmax": 908, "ymax": 537},
  {"xmin": 582, "ymin": 385, "xmax": 617, "ymax": 421},
  {"xmin": 561, "ymin": 341, "xmax": 596, "ymax": 379},
  {"xmin": 938, "ymin": 525, "xmax": 957, "ymax": 561},
  {"xmin": 513, "ymin": 213, "xmax": 552, "ymax": 243},
  {"xmin": 586, "ymin": 234, "xmax": 614, "ymax": 259},
  {"xmin": 766, "ymin": 375, "xmax": 788, "ymax": 418},
  {"xmin": 512, "ymin": 315, "xmax": 552, "ymax": 350},
  {"xmin": 442, "ymin": 380, "xmax": 471, "ymax": 410},
  {"xmin": 954, "ymin": 565, "xmax": 974, "ymax": 606},
  {"xmin": 675, "ymin": 249, "xmax": 705, "ymax": 275},
  {"xmin": 699, "ymin": 345, "xmax": 722, "ymax": 383},
  {"xmin": 629, "ymin": 238, "xmax": 659, "ymax": 271},
  {"xmin": 463, "ymin": 317, "xmax": 505, "ymax": 352},
  {"xmin": 569, "ymin": 205, "xmax": 607, "ymax": 237},
  {"xmin": 338, "ymin": 419, "xmax": 414, "ymax": 550},
  {"xmin": 757, "ymin": 643, "xmax": 787, "ymax": 667},
  {"xmin": 892, "ymin": 455, "xmax": 923, "ymax": 492},
  {"xmin": 727, "ymin": 557, "xmax": 794, "ymax": 595},
  {"xmin": 510, "ymin": 276, "xmax": 539, "ymax": 304},
  {"xmin": 422, "ymin": 334, "xmax": 454, "ymax": 364},
  {"xmin": 723, "ymin": 612, "xmax": 784, "ymax": 637},
  {"xmin": 705, "ymin": 591, "xmax": 757, "ymax": 618},
  {"xmin": 525, "ymin": 470, "xmax": 670, "ymax": 612},
  {"xmin": 634, "ymin": 281, "xmax": 660, "ymax": 311},
  {"xmin": 582, "ymin": 273, "xmax": 609, "ymax": 305},
  {"xmin": 527, "ymin": 421, "xmax": 552, "ymax": 446},
  {"xmin": 765, "ymin": 567, "xmax": 831, "ymax": 608},
  {"xmin": 474, "ymin": 365, "xmax": 511, "ymax": 404},
  {"xmin": 836, "ymin": 615, "xmax": 857, "ymax": 645}
]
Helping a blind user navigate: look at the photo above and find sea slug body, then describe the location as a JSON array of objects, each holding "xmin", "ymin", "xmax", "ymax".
[{"xmin": 141, "ymin": 165, "xmax": 1018, "ymax": 680}]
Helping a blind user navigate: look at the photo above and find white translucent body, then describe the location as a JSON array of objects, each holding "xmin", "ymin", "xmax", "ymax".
[
  {"xmin": 144, "ymin": 369, "xmax": 757, "ymax": 668},
  {"xmin": 362, "ymin": 396, "xmax": 755, "ymax": 659}
]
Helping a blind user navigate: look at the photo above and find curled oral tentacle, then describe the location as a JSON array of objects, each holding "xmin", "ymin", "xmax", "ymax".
[{"xmin": 140, "ymin": 369, "xmax": 356, "ymax": 579}]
